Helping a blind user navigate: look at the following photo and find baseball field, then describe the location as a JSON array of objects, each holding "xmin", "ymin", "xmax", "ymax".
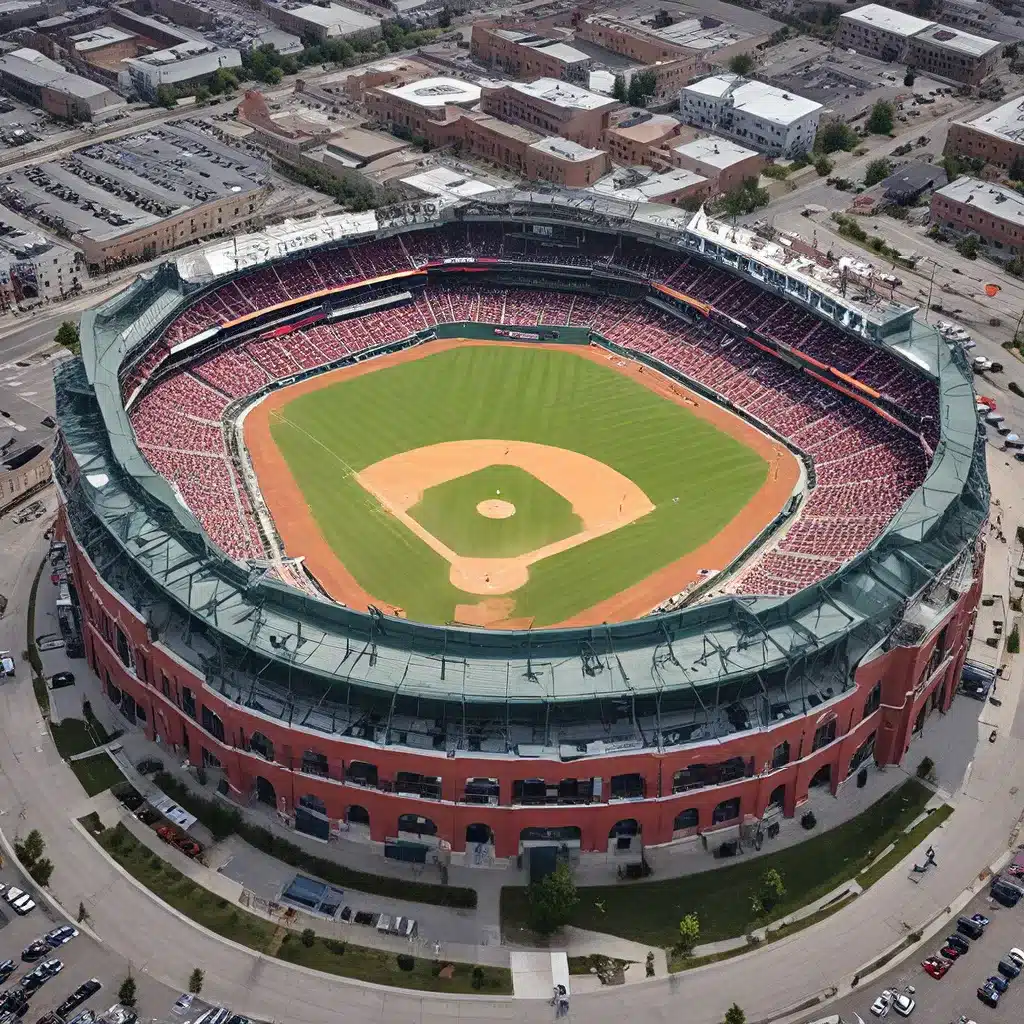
[{"xmin": 245, "ymin": 340, "xmax": 797, "ymax": 626}]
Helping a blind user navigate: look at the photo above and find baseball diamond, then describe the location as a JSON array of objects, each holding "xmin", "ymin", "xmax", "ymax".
[{"xmin": 246, "ymin": 341, "xmax": 795, "ymax": 626}]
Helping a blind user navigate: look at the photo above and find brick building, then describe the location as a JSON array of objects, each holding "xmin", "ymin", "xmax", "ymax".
[
  {"xmin": 931, "ymin": 176, "xmax": 1024, "ymax": 256},
  {"xmin": 365, "ymin": 76, "xmax": 483, "ymax": 138},
  {"xmin": 944, "ymin": 95, "xmax": 1024, "ymax": 172},
  {"xmin": 470, "ymin": 21, "xmax": 592, "ymax": 83},
  {"xmin": 656, "ymin": 136, "xmax": 765, "ymax": 196},
  {"xmin": 479, "ymin": 78, "xmax": 619, "ymax": 149},
  {"xmin": 603, "ymin": 111, "xmax": 683, "ymax": 166}
]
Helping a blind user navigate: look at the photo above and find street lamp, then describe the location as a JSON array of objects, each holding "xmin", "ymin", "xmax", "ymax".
[{"xmin": 923, "ymin": 257, "xmax": 940, "ymax": 323}]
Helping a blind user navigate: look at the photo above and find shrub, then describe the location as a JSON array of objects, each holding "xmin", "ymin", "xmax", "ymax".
[
  {"xmin": 762, "ymin": 164, "xmax": 790, "ymax": 180},
  {"xmin": 916, "ymin": 756, "xmax": 935, "ymax": 780},
  {"xmin": 29, "ymin": 857, "xmax": 53, "ymax": 886},
  {"xmin": 188, "ymin": 968, "xmax": 204, "ymax": 994},
  {"xmin": 814, "ymin": 156, "xmax": 833, "ymax": 176},
  {"xmin": 955, "ymin": 234, "xmax": 980, "ymax": 260},
  {"xmin": 396, "ymin": 954, "xmax": 415, "ymax": 971},
  {"xmin": 324, "ymin": 939, "xmax": 346, "ymax": 955},
  {"xmin": 118, "ymin": 976, "xmax": 137, "ymax": 1008},
  {"xmin": 867, "ymin": 100, "xmax": 895, "ymax": 134},
  {"xmin": 301, "ymin": 928, "xmax": 316, "ymax": 948},
  {"xmin": 471, "ymin": 965, "xmax": 485, "ymax": 989},
  {"xmin": 1008, "ymin": 623, "xmax": 1020, "ymax": 655},
  {"xmin": 676, "ymin": 912, "xmax": 700, "ymax": 955},
  {"xmin": 801, "ymin": 811, "xmax": 817, "ymax": 830},
  {"xmin": 864, "ymin": 158, "xmax": 893, "ymax": 187}
]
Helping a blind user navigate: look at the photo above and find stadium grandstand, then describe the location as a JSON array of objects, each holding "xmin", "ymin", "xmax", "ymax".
[{"xmin": 53, "ymin": 189, "xmax": 988, "ymax": 858}]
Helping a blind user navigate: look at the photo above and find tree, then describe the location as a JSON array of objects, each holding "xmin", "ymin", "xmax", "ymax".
[
  {"xmin": 677, "ymin": 913, "xmax": 700, "ymax": 956},
  {"xmin": 1009, "ymin": 155, "xmax": 1024, "ymax": 182},
  {"xmin": 188, "ymin": 968, "xmax": 204, "ymax": 995},
  {"xmin": 77, "ymin": 901, "xmax": 89, "ymax": 923},
  {"xmin": 626, "ymin": 68, "xmax": 657, "ymax": 107},
  {"xmin": 526, "ymin": 862, "xmax": 578, "ymax": 935},
  {"xmin": 728, "ymin": 53, "xmax": 754, "ymax": 76},
  {"xmin": 437, "ymin": 5, "xmax": 452, "ymax": 27},
  {"xmin": 904, "ymin": 67, "xmax": 916, "ymax": 87},
  {"xmin": 612, "ymin": 73, "xmax": 627, "ymax": 102},
  {"xmin": 724, "ymin": 1005, "xmax": 747, "ymax": 1024},
  {"xmin": 757, "ymin": 867, "xmax": 786, "ymax": 912},
  {"xmin": 117, "ymin": 976, "xmax": 137, "ymax": 1008},
  {"xmin": 29, "ymin": 857, "xmax": 53, "ymax": 886},
  {"xmin": 814, "ymin": 117, "xmax": 857, "ymax": 154},
  {"xmin": 864, "ymin": 158, "xmax": 893, "ymax": 187},
  {"xmin": 867, "ymin": 100, "xmax": 895, "ymax": 135},
  {"xmin": 301, "ymin": 927, "xmax": 316, "ymax": 947},
  {"xmin": 55, "ymin": 321, "xmax": 80, "ymax": 354},
  {"xmin": 155, "ymin": 85, "xmax": 177, "ymax": 109},
  {"xmin": 18, "ymin": 828, "xmax": 45, "ymax": 866},
  {"xmin": 814, "ymin": 155, "xmax": 833, "ymax": 176},
  {"xmin": 955, "ymin": 233, "xmax": 980, "ymax": 260},
  {"xmin": 1003, "ymin": 42, "xmax": 1019, "ymax": 59}
]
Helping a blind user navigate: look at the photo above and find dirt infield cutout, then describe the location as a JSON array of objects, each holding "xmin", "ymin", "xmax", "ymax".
[{"xmin": 355, "ymin": 439, "xmax": 654, "ymax": 595}]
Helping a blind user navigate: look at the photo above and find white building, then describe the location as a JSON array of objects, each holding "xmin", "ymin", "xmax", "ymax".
[
  {"xmin": 125, "ymin": 41, "xmax": 241, "ymax": 100},
  {"xmin": 679, "ymin": 75, "xmax": 822, "ymax": 159}
]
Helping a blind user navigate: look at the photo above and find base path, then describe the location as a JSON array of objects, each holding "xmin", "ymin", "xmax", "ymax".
[
  {"xmin": 243, "ymin": 339, "xmax": 800, "ymax": 625},
  {"xmin": 356, "ymin": 439, "xmax": 654, "ymax": 595}
]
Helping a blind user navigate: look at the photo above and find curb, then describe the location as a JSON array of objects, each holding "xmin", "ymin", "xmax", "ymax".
[{"xmin": 73, "ymin": 819, "xmax": 519, "ymax": 1004}]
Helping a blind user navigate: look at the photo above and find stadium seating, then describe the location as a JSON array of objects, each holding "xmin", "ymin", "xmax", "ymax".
[{"xmin": 130, "ymin": 235, "xmax": 938, "ymax": 588}]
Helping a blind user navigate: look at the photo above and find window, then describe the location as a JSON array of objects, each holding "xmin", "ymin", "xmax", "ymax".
[
  {"xmin": 201, "ymin": 705, "xmax": 224, "ymax": 742},
  {"xmin": 161, "ymin": 672, "xmax": 171, "ymax": 699},
  {"xmin": 812, "ymin": 717, "xmax": 837, "ymax": 751},
  {"xmin": 114, "ymin": 625, "xmax": 132, "ymax": 670},
  {"xmin": 301, "ymin": 750, "xmax": 329, "ymax": 777},
  {"xmin": 673, "ymin": 807, "xmax": 698, "ymax": 830},
  {"xmin": 712, "ymin": 797, "xmax": 740, "ymax": 824},
  {"xmin": 181, "ymin": 686, "xmax": 197, "ymax": 720},
  {"xmin": 863, "ymin": 682, "xmax": 881, "ymax": 718},
  {"xmin": 771, "ymin": 740, "xmax": 790, "ymax": 770}
]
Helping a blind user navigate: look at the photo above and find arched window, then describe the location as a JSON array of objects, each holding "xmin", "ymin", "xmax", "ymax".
[{"xmin": 673, "ymin": 808, "xmax": 699, "ymax": 831}]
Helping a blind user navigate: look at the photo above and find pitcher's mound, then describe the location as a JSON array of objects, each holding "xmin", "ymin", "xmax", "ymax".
[{"xmin": 477, "ymin": 499, "xmax": 516, "ymax": 519}]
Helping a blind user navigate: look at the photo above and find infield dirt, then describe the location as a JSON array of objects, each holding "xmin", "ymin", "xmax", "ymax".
[{"xmin": 243, "ymin": 340, "xmax": 800, "ymax": 627}]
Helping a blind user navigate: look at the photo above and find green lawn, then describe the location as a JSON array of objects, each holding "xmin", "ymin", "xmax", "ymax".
[
  {"xmin": 271, "ymin": 345, "xmax": 768, "ymax": 624},
  {"xmin": 501, "ymin": 780, "xmax": 938, "ymax": 947},
  {"xmin": 70, "ymin": 753, "xmax": 125, "ymax": 796},
  {"xmin": 409, "ymin": 464, "xmax": 581, "ymax": 557},
  {"xmin": 92, "ymin": 822, "xmax": 510, "ymax": 994},
  {"xmin": 51, "ymin": 718, "xmax": 108, "ymax": 758}
]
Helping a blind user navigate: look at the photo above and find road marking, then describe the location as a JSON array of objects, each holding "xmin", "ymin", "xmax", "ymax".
[{"xmin": 18, "ymin": 391, "xmax": 36, "ymax": 397}]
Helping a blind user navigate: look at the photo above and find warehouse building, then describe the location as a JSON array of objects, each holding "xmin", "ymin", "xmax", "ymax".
[
  {"xmin": 470, "ymin": 22, "xmax": 592, "ymax": 83},
  {"xmin": 931, "ymin": 176, "xmax": 1024, "ymax": 256},
  {"xmin": 945, "ymin": 94, "xmax": 1024, "ymax": 171},
  {"xmin": 125, "ymin": 40, "xmax": 242, "ymax": 100},
  {"xmin": 263, "ymin": 1, "xmax": 382, "ymax": 44},
  {"xmin": 0, "ymin": 47, "xmax": 124, "ymax": 121}
]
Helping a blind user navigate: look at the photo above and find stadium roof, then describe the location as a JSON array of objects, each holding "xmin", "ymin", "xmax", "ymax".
[
  {"xmin": 588, "ymin": 166, "xmax": 707, "ymax": 202},
  {"xmin": 840, "ymin": 4, "xmax": 935, "ymax": 37},
  {"xmin": 683, "ymin": 75, "xmax": 822, "ymax": 126}
]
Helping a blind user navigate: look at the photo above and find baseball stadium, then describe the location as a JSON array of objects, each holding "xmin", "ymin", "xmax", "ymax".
[{"xmin": 53, "ymin": 190, "xmax": 988, "ymax": 859}]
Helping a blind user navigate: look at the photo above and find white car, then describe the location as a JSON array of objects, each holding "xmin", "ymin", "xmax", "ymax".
[
  {"xmin": 871, "ymin": 991, "xmax": 915, "ymax": 1018},
  {"xmin": 4, "ymin": 886, "xmax": 35, "ymax": 915},
  {"xmin": 171, "ymin": 993, "xmax": 193, "ymax": 1016},
  {"xmin": 1008, "ymin": 947, "xmax": 1024, "ymax": 966}
]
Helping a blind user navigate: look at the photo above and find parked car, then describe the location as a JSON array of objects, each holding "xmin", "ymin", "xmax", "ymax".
[
  {"xmin": 19, "ymin": 960, "xmax": 62, "ymax": 993},
  {"xmin": 946, "ymin": 934, "xmax": 971, "ymax": 955},
  {"xmin": 870, "ymin": 991, "xmax": 915, "ymax": 1017},
  {"xmin": 20, "ymin": 943, "xmax": 49, "ymax": 963},
  {"xmin": 4, "ymin": 888, "xmax": 35, "ymax": 916},
  {"xmin": 0, "ymin": 966, "xmax": 13, "ymax": 984},
  {"xmin": 1009, "ymin": 947, "xmax": 1024, "ymax": 967},
  {"xmin": 990, "ymin": 881, "xmax": 1020, "ymax": 907},
  {"xmin": 48, "ymin": 672, "xmax": 74, "ymax": 690},
  {"xmin": 171, "ymin": 994, "xmax": 193, "ymax": 1016},
  {"xmin": 940, "ymin": 944, "xmax": 962, "ymax": 961},
  {"xmin": 921, "ymin": 956, "xmax": 949, "ymax": 979},
  {"xmin": 969, "ymin": 913, "xmax": 990, "ymax": 927},
  {"xmin": 957, "ymin": 915, "xmax": 984, "ymax": 939},
  {"xmin": 998, "ymin": 958, "xmax": 1021, "ymax": 980},
  {"xmin": 55, "ymin": 979, "xmax": 101, "ymax": 1019},
  {"xmin": 977, "ymin": 981, "xmax": 1000, "ymax": 1007},
  {"xmin": 44, "ymin": 926, "xmax": 78, "ymax": 948}
]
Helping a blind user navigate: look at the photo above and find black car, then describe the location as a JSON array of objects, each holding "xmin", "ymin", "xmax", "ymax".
[
  {"xmin": 19, "ymin": 961, "xmax": 62, "ymax": 994},
  {"xmin": 55, "ymin": 980, "xmax": 101, "ymax": 1019},
  {"xmin": 999, "ymin": 958, "xmax": 1021, "ymax": 979},
  {"xmin": 0, "ymin": 966, "xmax": 13, "ymax": 984},
  {"xmin": 946, "ymin": 933, "xmax": 971, "ymax": 954},
  {"xmin": 48, "ymin": 673, "xmax": 74, "ymax": 690},
  {"xmin": 991, "ymin": 881, "xmax": 1020, "ymax": 907},
  {"xmin": 0, "ymin": 990, "xmax": 27, "ymax": 1014},
  {"xmin": 19, "ymin": 945, "xmax": 48, "ymax": 965}
]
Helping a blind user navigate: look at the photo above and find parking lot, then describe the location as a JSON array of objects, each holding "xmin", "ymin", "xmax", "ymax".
[
  {"xmin": 0, "ymin": 98, "xmax": 73, "ymax": 149},
  {"xmin": 814, "ymin": 882, "xmax": 1024, "ymax": 1024}
]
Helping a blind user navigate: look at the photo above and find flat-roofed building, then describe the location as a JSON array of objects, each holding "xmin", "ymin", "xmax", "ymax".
[
  {"xmin": 322, "ymin": 127, "xmax": 409, "ymax": 170},
  {"xmin": 0, "ymin": 0, "xmax": 49, "ymax": 32},
  {"xmin": 660, "ymin": 135, "xmax": 765, "ymax": 196},
  {"xmin": 906, "ymin": 24, "xmax": 999, "ymax": 84},
  {"xmin": 603, "ymin": 111, "xmax": 683, "ymax": 166},
  {"xmin": 366, "ymin": 76, "xmax": 483, "ymax": 138},
  {"xmin": 679, "ymin": 74, "xmax": 821, "ymax": 158},
  {"xmin": 945, "ymin": 95, "xmax": 1024, "ymax": 171},
  {"xmin": 470, "ymin": 22, "xmax": 592, "ymax": 83},
  {"xmin": 424, "ymin": 107, "xmax": 608, "ymax": 187},
  {"xmin": 931, "ymin": 175, "xmax": 1024, "ymax": 255},
  {"xmin": 125, "ymin": 40, "xmax": 242, "ymax": 100},
  {"xmin": 399, "ymin": 165, "xmax": 498, "ymax": 200},
  {"xmin": 586, "ymin": 164, "xmax": 710, "ymax": 206},
  {"xmin": 575, "ymin": 14, "xmax": 699, "ymax": 64},
  {"xmin": 941, "ymin": 0, "xmax": 996, "ymax": 31},
  {"xmin": 479, "ymin": 77, "xmax": 619, "ymax": 149},
  {"xmin": 263, "ymin": 1, "xmax": 381, "ymax": 44},
  {"xmin": 0, "ymin": 46, "xmax": 124, "ymax": 121},
  {"xmin": 236, "ymin": 89, "xmax": 332, "ymax": 158},
  {"xmin": 836, "ymin": 4, "xmax": 935, "ymax": 61},
  {"xmin": 340, "ymin": 58, "xmax": 432, "ymax": 101}
]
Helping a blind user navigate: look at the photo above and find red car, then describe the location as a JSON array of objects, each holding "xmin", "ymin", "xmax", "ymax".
[
  {"xmin": 940, "ymin": 945, "xmax": 962, "ymax": 961},
  {"xmin": 923, "ymin": 956, "xmax": 951, "ymax": 979}
]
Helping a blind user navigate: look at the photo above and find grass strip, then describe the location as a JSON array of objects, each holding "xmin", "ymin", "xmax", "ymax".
[
  {"xmin": 92, "ymin": 822, "xmax": 509, "ymax": 994},
  {"xmin": 501, "ymin": 780, "xmax": 935, "ymax": 946},
  {"xmin": 70, "ymin": 753, "xmax": 125, "ymax": 796},
  {"xmin": 150, "ymin": 772, "xmax": 477, "ymax": 910},
  {"xmin": 26, "ymin": 558, "xmax": 48, "ymax": 720},
  {"xmin": 857, "ymin": 803, "xmax": 953, "ymax": 888}
]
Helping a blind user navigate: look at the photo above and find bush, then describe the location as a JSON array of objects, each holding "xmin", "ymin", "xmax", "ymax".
[
  {"xmin": 916, "ymin": 756, "xmax": 935, "ymax": 780},
  {"xmin": 118, "ymin": 976, "xmax": 137, "ymax": 1008},
  {"xmin": 1009, "ymin": 623, "xmax": 1020, "ymax": 655},
  {"xmin": 867, "ymin": 100, "xmax": 895, "ymax": 134},
  {"xmin": 762, "ymin": 163, "xmax": 790, "ymax": 180},
  {"xmin": 301, "ymin": 927, "xmax": 316, "ymax": 947},
  {"xmin": 324, "ymin": 939, "xmax": 346, "ymax": 955},
  {"xmin": 188, "ymin": 968, "xmax": 204, "ymax": 994},
  {"xmin": 396, "ymin": 954, "xmax": 415, "ymax": 971},
  {"xmin": 29, "ymin": 857, "xmax": 53, "ymax": 886},
  {"xmin": 864, "ymin": 158, "xmax": 893, "ymax": 187},
  {"xmin": 955, "ymin": 234, "xmax": 980, "ymax": 260},
  {"xmin": 471, "ymin": 965, "xmax": 485, "ymax": 990},
  {"xmin": 729, "ymin": 53, "xmax": 754, "ymax": 76},
  {"xmin": 801, "ymin": 811, "xmax": 817, "ymax": 830},
  {"xmin": 527, "ymin": 862, "xmax": 579, "ymax": 934},
  {"xmin": 814, "ymin": 156, "xmax": 833, "ymax": 176}
]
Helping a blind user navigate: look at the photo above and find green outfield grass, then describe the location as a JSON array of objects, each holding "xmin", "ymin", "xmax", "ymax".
[
  {"xmin": 409, "ymin": 464, "xmax": 581, "ymax": 557},
  {"xmin": 269, "ymin": 344, "xmax": 768, "ymax": 624}
]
